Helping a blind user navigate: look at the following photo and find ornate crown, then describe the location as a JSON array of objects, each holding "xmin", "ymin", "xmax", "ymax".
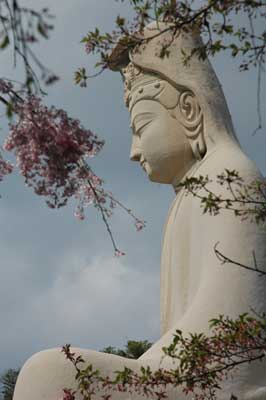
[
  {"xmin": 121, "ymin": 62, "xmax": 179, "ymax": 111},
  {"xmin": 122, "ymin": 62, "xmax": 166, "ymax": 109}
]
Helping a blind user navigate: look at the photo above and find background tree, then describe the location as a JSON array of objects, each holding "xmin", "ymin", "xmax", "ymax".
[
  {"xmin": 0, "ymin": 369, "xmax": 19, "ymax": 400},
  {"xmin": 101, "ymin": 340, "xmax": 153, "ymax": 359}
]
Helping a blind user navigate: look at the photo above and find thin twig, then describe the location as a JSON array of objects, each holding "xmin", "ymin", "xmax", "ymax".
[
  {"xmin": 214, "ymin": 242, "xmax": 266, "ymax": 276},
  {"xmin": 78, "ymin": 158, "xmax": 121, "ymax": 254}
]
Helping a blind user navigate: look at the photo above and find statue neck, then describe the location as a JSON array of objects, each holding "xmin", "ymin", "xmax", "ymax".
[{"xmin": 172, "ymin": 136, "xmax": 240, "ymax": 194}]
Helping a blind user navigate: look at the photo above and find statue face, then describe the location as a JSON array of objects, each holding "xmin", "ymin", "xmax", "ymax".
[
  {"xmin": 130, "ymin": 99, "xmax": 194, "ymax": 184},
  {"xmin": 122, "ymin": 63, "xmax": 196, "ymax": 184}
]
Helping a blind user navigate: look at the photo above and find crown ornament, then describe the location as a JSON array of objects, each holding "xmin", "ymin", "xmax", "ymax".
[
  {"xmin": 122, "ymin": 62, "xmax": 145, "ymax": 91},
  {"xmin": 122, "ymin": 62, "xmax": 168, "ymax": 109}
]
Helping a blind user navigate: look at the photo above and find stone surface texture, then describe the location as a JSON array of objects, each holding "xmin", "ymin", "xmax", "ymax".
[{"xmin": 14, "ymin": 22, "xmax": 266, "ymax": 400}]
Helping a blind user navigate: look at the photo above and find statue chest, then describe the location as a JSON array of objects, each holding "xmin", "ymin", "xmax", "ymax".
[{"xmin": 160, "ymin": 190, "xmax": 196, "ymax": 335}]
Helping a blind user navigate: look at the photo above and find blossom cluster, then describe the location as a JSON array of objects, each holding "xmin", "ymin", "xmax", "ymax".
[
  {"xmin": 0, "ymin": 79, "xmax": 14, "ymax": 183},
  {"xmin": 0, "ymin": 152, "xmax": 13, "ymax": 182},
  {"xmin": 162, "ymin": 313, "xmax": 266, "ymax": 399},
  {"xmin": 0, "ymin": 79, "xmax": 13, "ymax": 94},
  {"xmin": 4, "ymin": 95, "xmax": 104, "ymax": 211},
  {"xmin": 62, "ymin": 389, "xmax": 76, "ymax": 400},
  {"xmin": 0, "ymin": 88, "xmax": 145, "ymax": 254}
]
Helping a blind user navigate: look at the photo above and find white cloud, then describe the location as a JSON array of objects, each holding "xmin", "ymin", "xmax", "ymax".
[
  {"xmin": 30, "ymin": 254, "xmax": 159, "ymax": 346},
  {"xmin": 0, "ymin": 249, "xmax": 160, "ymax": 371}
]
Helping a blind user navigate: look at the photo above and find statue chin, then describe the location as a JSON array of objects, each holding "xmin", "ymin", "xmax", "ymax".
[{"xmin": 13, "ymin": 22, "xmax": 266, "ymax": 400}]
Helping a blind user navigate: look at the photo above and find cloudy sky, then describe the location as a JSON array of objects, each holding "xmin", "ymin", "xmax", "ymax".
[{"xmin": 0, "ymin": 0, "xmax": 265, "ymax": 376}]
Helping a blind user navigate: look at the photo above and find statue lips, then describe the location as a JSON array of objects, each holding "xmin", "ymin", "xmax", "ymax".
[{"xmin": 140, "ymin": 158, "xmax": 146, "ymax": 171}]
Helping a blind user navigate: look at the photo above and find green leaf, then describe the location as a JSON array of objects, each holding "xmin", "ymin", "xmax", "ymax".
[
  {"xmin": 37, "ymin": 22, "xmax": 48, "ymax": 39},
  {"xmin": 6, "ymin": 102, "xmax": 13, "ymax": 119},
  {"xmin": 0, "ymin": 35, "xmax": 10, "ymax": 49}
]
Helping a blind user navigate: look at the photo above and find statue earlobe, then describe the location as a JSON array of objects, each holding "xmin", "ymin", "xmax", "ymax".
[{"xmin": 178, "ymin": 91, "xmax": 206, "ymax": 160}]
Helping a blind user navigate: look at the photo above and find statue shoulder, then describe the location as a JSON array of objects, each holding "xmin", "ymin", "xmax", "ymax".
[{"xmin": 199, "ymin": 144, "xmax": 262, "ymax": 183}]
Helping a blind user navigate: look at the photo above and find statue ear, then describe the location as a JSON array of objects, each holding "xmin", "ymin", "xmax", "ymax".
[{"xmin": 177, "ymin": 91, "xmax": 206, "ymax": 160}]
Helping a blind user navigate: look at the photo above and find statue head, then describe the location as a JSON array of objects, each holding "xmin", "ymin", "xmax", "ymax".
[
  {"xmin": 110, "ymin": 22, "xmax": 239, "ymax": 184},
  {"xmin": 122, "ymin": 63, "xmax": 198, "ymax": 184}
]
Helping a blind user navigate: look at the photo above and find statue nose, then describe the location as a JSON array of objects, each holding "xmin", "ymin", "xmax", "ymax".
[
  {"xmin": 130, "ymin": 136, "xmax": 141, "ymax": 161},
  {"xmin": 130, "ymin": 146, "xmax": 141, "ymax": 161}
]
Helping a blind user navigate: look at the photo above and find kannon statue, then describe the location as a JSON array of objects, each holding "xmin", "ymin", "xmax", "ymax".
[{"xmin": 14, "ymin": 22, "xmax": 266, "ymax": 400}]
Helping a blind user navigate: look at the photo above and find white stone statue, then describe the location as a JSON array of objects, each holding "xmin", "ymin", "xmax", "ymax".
[{"xmin": 13, "ymin": 22, "xmax": 266, "ymax": 400}]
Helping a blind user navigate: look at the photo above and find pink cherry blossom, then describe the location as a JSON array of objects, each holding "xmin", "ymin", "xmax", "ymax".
[
  {"xmin": 4, "ymin": 95, "xmax": 104, "ymax": 210},
  {"xmin": 0, "ymin": 152, "xmax": 13, "ymax": 182},
  {"xmin": 62, "ymin": 389, "xmax": 76, "ymax": 400},
  {"xmin": 135, "ymin": 220, "xmax": 146, "ymax": 231},
  {"xmin": 0, "ymin": 78, "xmax": 13, "ymax": 94},
  {"xmin": 85, "ymin": 41, "xmax": 95, "ymax": 54},
  {"xmin": 114, "ymin": 249, "xmax": 126, "ymax": 257},
  {"xmin": 2, "ymin": 93, "xmax": 145, "ymax": 254}
]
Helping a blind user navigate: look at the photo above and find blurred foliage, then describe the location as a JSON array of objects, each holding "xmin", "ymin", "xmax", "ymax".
[
  {"xmin": 101, "ymin": 339, "xmax": 153, "ymax": 359},
  {"xmin": 0, "ymin": 369, "xmax": 19, "ymax": 400}
]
